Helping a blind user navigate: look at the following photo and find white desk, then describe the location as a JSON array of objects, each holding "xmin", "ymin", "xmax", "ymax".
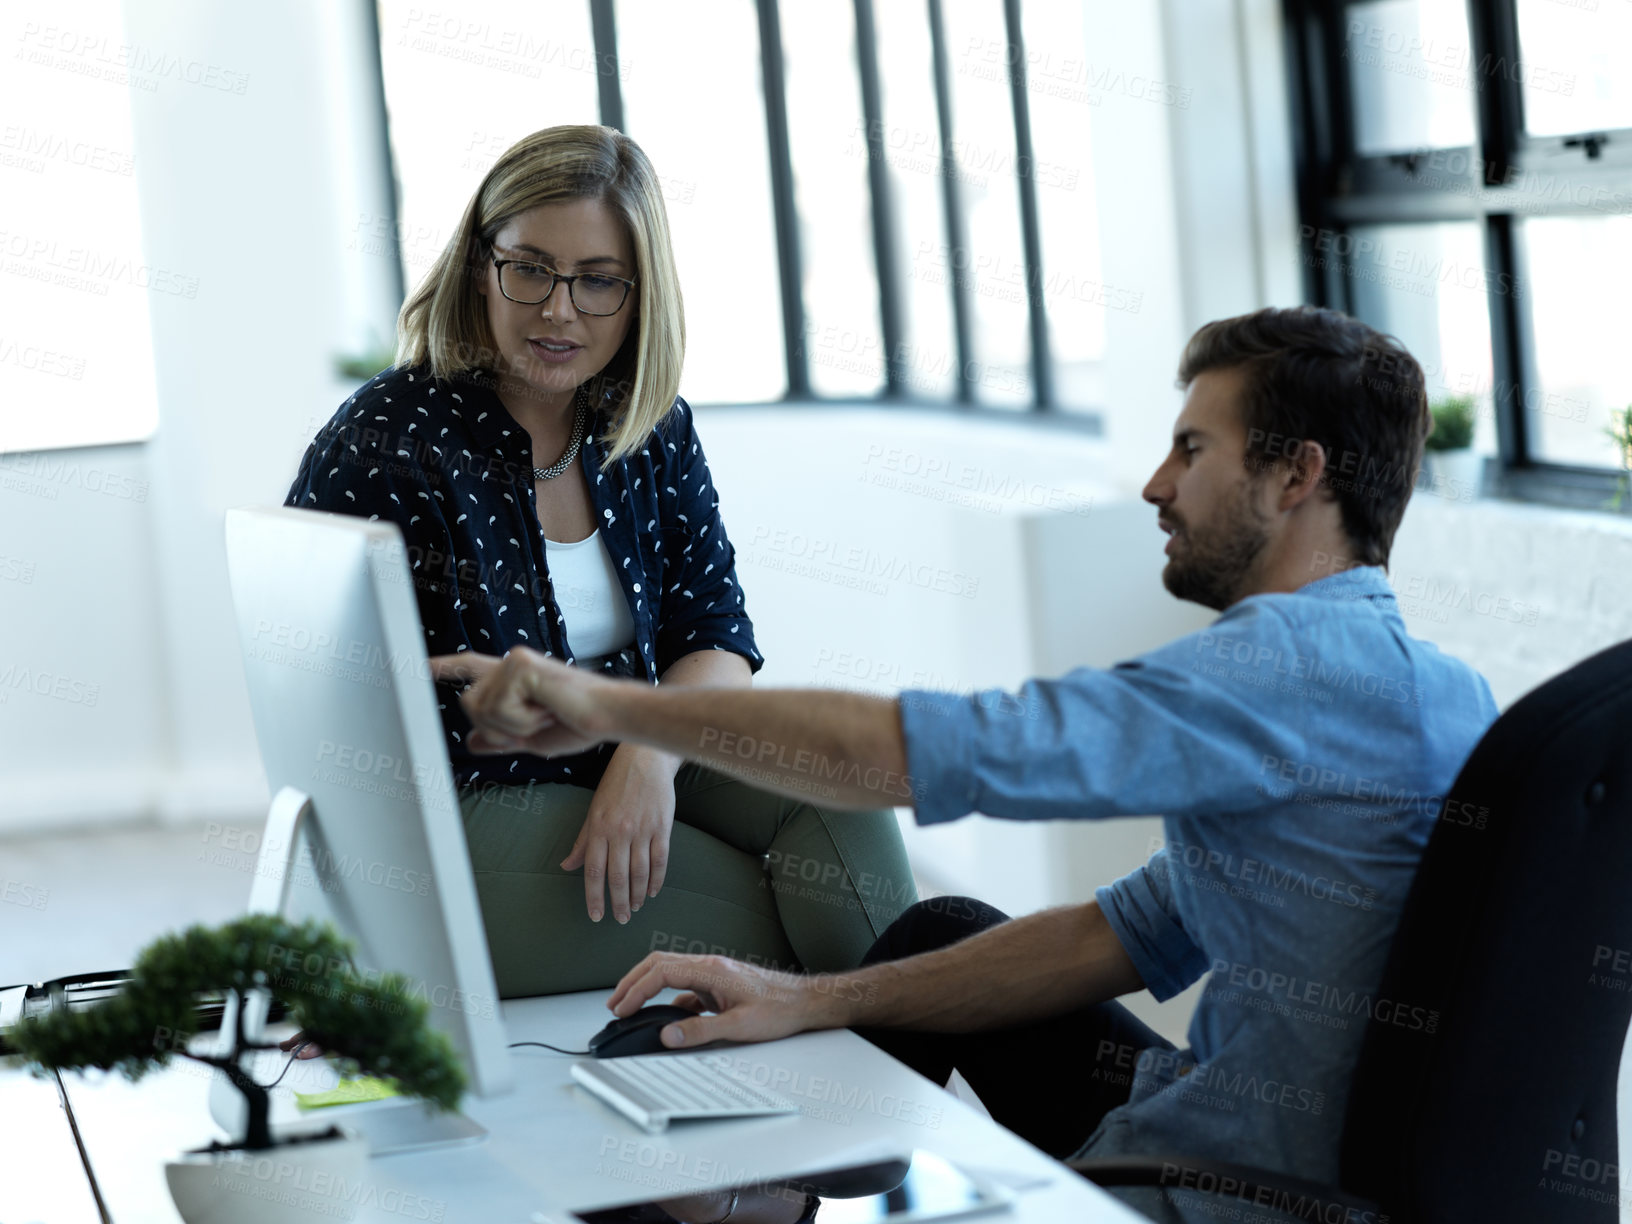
[
  {"xmin": 48, "ymin": 991, "xmax": 1145, "ymax": 1223},
  {"xmin": 0, "ymin": 1060, "xmax": 105, "ymax": 1224}
]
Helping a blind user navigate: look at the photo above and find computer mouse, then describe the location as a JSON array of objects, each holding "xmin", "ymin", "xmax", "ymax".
[{"xmin": 588, "ymin": 1004, "xmax": 699, "ymax": 1058}]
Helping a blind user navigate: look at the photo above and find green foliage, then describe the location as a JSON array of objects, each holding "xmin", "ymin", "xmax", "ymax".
[
  {"xmin": 8, "ymin": 978, "xmax": 195, "ymax": 1085},
  {"xmin": 1605, "ymin": 404, "xmax": 1632, "ymax": 510},
  {"xmin": 10, "ymin": 915, "xmax": 466, "ymax": 1113},
  {"xmin": 1425, "ymin": 395, "xmax": 1476, "ymax": 452},
  {"xmin": 1604, "ymin": 404, "xmax": 1632, "ymax": 469},
  {"xmin": 333, "ymin": 334, "xmax": 400, "ymax": 382}
]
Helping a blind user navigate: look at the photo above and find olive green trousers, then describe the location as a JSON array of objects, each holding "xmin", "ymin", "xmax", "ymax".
[{"xmin": 457, "ymin": 763, "xmax": 918, "ymax": 998}]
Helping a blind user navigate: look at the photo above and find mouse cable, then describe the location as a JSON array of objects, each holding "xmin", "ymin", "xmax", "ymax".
[
  {"xmin": 261, "ymin": 1052, "xmax": 300, "ymax": 1089},
  {"xmin": 257, "ymin": 1038, "xmax": 315, "ymax": 1089},
  {"xmin": 509, "ymin": 1040, "xmax": 591, "ymax": 1056}
]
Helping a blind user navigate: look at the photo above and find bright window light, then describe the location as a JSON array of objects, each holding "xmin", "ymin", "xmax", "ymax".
[{"xmin": 1, "ymin": 0, "xmax": 160, "ymax": 454}]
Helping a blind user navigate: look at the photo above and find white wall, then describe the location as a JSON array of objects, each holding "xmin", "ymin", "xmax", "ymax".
[
  {"xmin": 0, "ymin": 442, "xmax": 167, "ymax": 826},
  {"xmin": 692, "ymin": 407, "xmax": 1207, "ymax": 921},
  {"xmin": 1390, "ymin": 493, "xmax": 1632, "ymax": 708}
]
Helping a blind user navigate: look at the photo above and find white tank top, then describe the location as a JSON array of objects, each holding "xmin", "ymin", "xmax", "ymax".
[{"xmin": 542, "ymin": 529, "xmax": 637, "ymax": 660}]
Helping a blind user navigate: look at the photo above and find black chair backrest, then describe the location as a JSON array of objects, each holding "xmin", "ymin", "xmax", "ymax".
[{"xmin": 1342, "ymin": 637, "xmax": 1632, "ymax": 1222}]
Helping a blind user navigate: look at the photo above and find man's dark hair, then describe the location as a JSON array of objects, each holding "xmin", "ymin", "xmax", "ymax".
[{"xmin": 1176, "ymin": 305, "xmax": 1430, "ymax": 568}]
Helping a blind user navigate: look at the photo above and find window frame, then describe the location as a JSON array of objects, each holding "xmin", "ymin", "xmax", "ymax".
[{"xmin": 1283, "ymin": 0, "xmax": 1632, "ymax": 510}]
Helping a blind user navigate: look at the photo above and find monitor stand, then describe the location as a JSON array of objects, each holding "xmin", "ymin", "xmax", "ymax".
[
  {"xmin": 205, "ymin": 1036, "xmax": 488, "ymax": 1156},
  {"xmin": 204, "ymin": 788, "xmax": 488, "ymax": 1155}
]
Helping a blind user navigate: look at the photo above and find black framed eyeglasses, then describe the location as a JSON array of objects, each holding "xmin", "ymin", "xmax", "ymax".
[{"xmin": 491, "ymin": 258, "xmax": 635, "ymax": 316}]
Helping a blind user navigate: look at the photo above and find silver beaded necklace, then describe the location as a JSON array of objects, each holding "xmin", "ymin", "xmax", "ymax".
[{"xmin": 533, "ymin": 387, "xmax": 590, "ymax": 480}]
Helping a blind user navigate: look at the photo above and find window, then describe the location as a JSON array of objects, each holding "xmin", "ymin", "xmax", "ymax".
[
  {"xmin": 377, "ymin": 0, "xmax": 602, "ymax": 300},
  {"xmin": 1345, "ymin": 223, "xmax": 1496, "ymax": 458},
  {"xmin": 1513, "ymin": 0, "xmax": 1632, "ymax": 139},
  {"xmin": 1287, "ymin": 0, "xmax": 1632, "ymax": 509},
  {"xmin": 1521, "ymin": 216, "xmax": 1632, "ymax": 468},
  {"xmin": 1342, "ymin": 0, "xmax": 1475, "ymax": 155},
  {"xmin": 939, "ymin": 1, "xmax": 1032, "ymax": 410},
  {"xmin": 1, "ymin": 0, "xmax": 159, "ymax": 455},
  {"xmin": 616, "ymin": 0, "xmax": 786, "ymax": 403},
  {"xmin": 1020, "ymin": 0, "xmax": 1107, "ymax": 414},
  {"xmin": 872, "ymin": 2, "xmax": 957, "ymax": 400},
  {"xmin": 780, "ymin": 0, "xmax": 884, "ymax": 397},
  {"xmin": 369, "ymin": 0, "xmax": 1105, "ymax": 428}
]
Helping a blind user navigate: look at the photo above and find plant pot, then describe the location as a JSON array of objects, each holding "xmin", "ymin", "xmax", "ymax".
[
  {"xmin": 164, "ymin": 1126, "xmax": 369, "ymax": 1224},
  {"xmin": 1422, "ymin": 449, "xmax": 1481, "ymax": 503}
]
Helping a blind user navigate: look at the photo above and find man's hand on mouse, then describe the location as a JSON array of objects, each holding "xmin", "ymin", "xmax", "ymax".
[{"xmin": 607, "ymin": 953, "xmax": 861, "ymax": 1050}]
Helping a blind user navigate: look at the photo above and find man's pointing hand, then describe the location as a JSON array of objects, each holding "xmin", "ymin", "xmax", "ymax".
[{"xmin": 428, "ymin": 647, "xmax": 614, "ymax": 758}]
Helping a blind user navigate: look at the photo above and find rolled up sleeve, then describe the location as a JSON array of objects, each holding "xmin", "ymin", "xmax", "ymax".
[
  {"xmin": 1096, "ymin": 850, "xmax": 1210, "ymax": 1001},
  {"xmin": 898, "ymin": 688, "xmax": 983, "ymax": 826},
  {"xmin": 893, "ymin": 603, "xmax": 1309, "ymax": 826}
]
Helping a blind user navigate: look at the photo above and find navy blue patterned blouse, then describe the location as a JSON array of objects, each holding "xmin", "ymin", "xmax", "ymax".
[{"xmin": 284, "ymin": 364, "xmax": 762, "ymax": 792}]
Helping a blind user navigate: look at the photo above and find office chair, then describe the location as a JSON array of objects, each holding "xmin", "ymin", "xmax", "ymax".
[{"xmin": 1071, "ymin": 636, "xmax": 1632, "ymax": 1222}]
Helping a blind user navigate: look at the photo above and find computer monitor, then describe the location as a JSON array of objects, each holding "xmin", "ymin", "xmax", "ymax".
[{"xmin": 215, "ymin": 506, "xmax": 513, "ymax": 1146}]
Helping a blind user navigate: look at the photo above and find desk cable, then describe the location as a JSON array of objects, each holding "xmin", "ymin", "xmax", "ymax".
[
  {"xmin": 213, "ymin": 1038, "xmax": 592, "ymax": 1092},
  {"xmin": 259, "ymin": 1038, "xmax": 315, "ymax": 1089},
  {"xmin": 508, "ymin": 1040, "xmax": 591, "ymax": 1055}
]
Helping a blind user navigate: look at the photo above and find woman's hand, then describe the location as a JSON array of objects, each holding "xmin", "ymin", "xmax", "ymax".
[
  {"xmin": 428, "ymin": 646, "xmax": 754, "ymax": 924},
  {"xmin": 563, "ymin": 744, "xmax": 679, "ymax": 923}
]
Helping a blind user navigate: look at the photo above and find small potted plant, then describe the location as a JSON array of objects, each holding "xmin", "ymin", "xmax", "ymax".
[
  {"xmin": 332, "ymin": 329, "xmax": 400, "ymax": 382},
  {"xmin": 9, "ymin": 914, "xmax": 465, "ymax": 1224},
  {"xmin": 1604, "ymin": 403, "xmax": 1632, "ymax": 510},
  {"xmin": 1422, "ymin": 394, "xmax": 1479, "ymax": 501}
]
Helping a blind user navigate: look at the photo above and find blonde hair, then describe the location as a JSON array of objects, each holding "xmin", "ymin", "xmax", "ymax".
[{"xmin": 396, "ymin": 125, "xmax": 685, "ymax": 466}]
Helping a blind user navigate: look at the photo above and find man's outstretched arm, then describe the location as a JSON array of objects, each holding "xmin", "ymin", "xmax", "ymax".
[
  {"xmin": 603, "ymin": 898, "xmax": 1145, "ymax": 1051},
  {"xmin": 430, "ymin": 647, "xmax": 916, "ymax": 811}
]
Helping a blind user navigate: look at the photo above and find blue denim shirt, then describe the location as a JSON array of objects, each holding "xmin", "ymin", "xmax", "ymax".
[
  {"xmin": 285, "ymin": 365, "xmax": 762, "ymax": 792},
  {"xmin": 899, "ymin": 566, "xmax": 1497, "ymax": 1220}
]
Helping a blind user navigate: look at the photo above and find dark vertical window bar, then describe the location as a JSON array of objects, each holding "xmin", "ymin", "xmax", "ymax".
[
  {"xmin": 1482, "ymin": 214, "xmax": 1531, "ymax": 468},
  {"xmin": 1282, "ymin": 0, "xmax": 1326, "ymax": 306},
  {"xmin": 1320, "ymin": 3, "xmax": 1356, "ymax": 318},
  {"xmin": 756, "ymin": 0, "xmax": 809, "ymax": 398},
  {"xmin": 1279, "ymin": 0, "xmax": 1344, "ymax": 311},
  {"xmin": 1001, "ymin": 0, "xmax": 1052, "ymax": 409},
  {"xmin": 852, "ymin": 0, "xmax": 905, "ymax": 396},
  {"xmin": 1464, "ymin": 0, "xmax": 1523, "ymax": 188},
  {"xmin": 926, "ymin": 0, "xmax": 974, "ymax": 404},
  {"xmin": 362, "ymin": 0, "xmax": 406, "ymax": 309},
  {"xmin": 589, "ymin": 0, "xmax": 625, "ymax": 131},
  {"xmin": 1465, "ymin": 0, "xmax": 1527, "ymax": 467}
]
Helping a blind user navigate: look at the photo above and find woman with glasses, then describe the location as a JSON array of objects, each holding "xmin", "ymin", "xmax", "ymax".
[{"xmin": 286, "ymin": 125, "xmax": 916, "ymax": 998}]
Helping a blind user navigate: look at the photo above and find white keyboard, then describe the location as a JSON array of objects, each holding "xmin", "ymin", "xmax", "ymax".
[{"xmin": 571, "ymin": 1054, "xmax": 800, "ymax": 1132}]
